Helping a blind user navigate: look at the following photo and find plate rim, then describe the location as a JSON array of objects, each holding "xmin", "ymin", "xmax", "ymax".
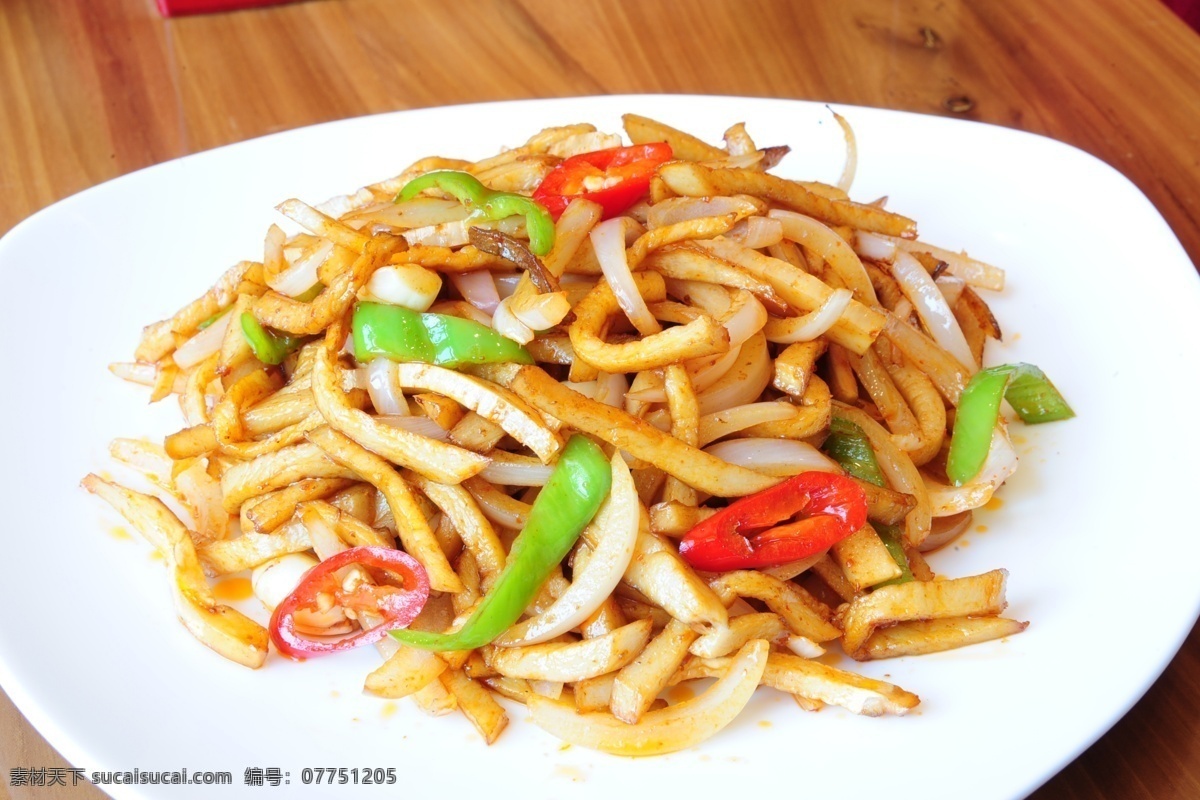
[{"xmin": 2, "ymin": 93, "xmax": 1199, "ymax": 800}]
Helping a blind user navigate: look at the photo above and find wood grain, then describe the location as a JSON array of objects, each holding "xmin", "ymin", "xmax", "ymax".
[{"xmin": 1, "ymin": 0, "xmax": 1199, "ymax": 797}]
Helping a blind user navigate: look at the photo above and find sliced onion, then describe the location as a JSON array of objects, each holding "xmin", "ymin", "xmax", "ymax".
[
  {"xmin": 492, "ymin": 296, "xmax": 535, "ymax": 345},
  {"xmin": 720, "ymin": 291, "xmax": 768, "ymax": 348},
  {"xmin": 918, "ymin": 511, "xmax": 973, "ymax": 552},
  {"xmin": 173, "ymin": 312, "xmax": 232, "ymax": 370},
  {"xmin": 465, "ymin": 480, "xmax": 531, "ymax": 530},
  {"xmin": 544, "ymin": 198, "xmax": 604, "ymax": 277},
  {"xmin": 342, "ymin": 198, "xmax": 468, "ymax": 236},
  {"xmin": 480, "ymin": 453, "xmax": 556, "ymax": 487},
  {"xmin": 723, "ymin": 123, "xmax": 757, "ymax": 156},
  {"xmin": 391, "ymin": 361, "xmax": 561, "ymax": 463},
  {"xmin": 343, "ymin": 367, "xmax": 370, "ymax": 391},
  {"xmin": 251, "ymin": 553, "xmax": 319, "ymax": 611},
  {"xmin": 429, "ymin": 300, "xmax": 493, "ymax": 327},
  {"xmin": 564, "ymin": 376, "xmax": 628, "ymax": 410},
  {"xmin": 878, "ymin": 235, "xmax": 1006, "ymax": 291},
  {"xmin": 696, "ymin": 333, "xmax": 771, "ymax": 416},
  {"xmin": 304, "ymin": 505, "xmax": 348, "ymax": 562},
  {"xmin": 591, "ymin": 217, "xmax": 660, "ymax": 336},
  {"xmin": 528, "ymin": 680, "xmax": 565, "ymax": 699},
  {"xmin": 936, "ymin": 274, "xmax": 967, "ymax": 308},
  {"xmin": 366, "ymin": 357, "xmax": 410, "ymax": 416},
  {"xmin": 335, "ymin": 327, "xmax": 355, "ymax": 359},
  {"xmin": 769, "ymin": 210, "xmax": 877, "ymax": 304},
  {"xmin": 890, "ymin": 251, "xmax": 977, "ymax": 371},
  {"xmin": 527, "ymin": 639, "xmax": 769, "ymax": 756},
  {"xmin": 622, "ymin": 218, "xmax": 647, "ymax": 245},
  {"xmin": 786, "ymin": 635, "xmax": 826, "ymax": 659},
  {"xmin": 689, "ymin": 347, "xmax": 743, "ymax": 394},
  {"xmin": 624, "ymin": 345, "xmax": 744, "ymax": 407},
  {"xmin": 314, "ymin": 187, "xmax": 376, "ymax": 219},
  {"xmin": 647, "ymin": 196, "xmax": 763, "ymax": 229},
  {"xmin": 562, "ymin": 380, "xmax": 597, "ymax": 397},
  {"xmin": 262, "ymin": 224, "xmax": 288, "ymax": 286},
  {"xmin": 643, "ymin": 408, "xmax": 672, "ymax": 432},
  {"xmin": 704, "ymin": 438, "xmax": 837, "ymax": 477},
  {"xmin": 624, "ymin": 370, "xmax": 662, "ymax": 411},
  {"xmin": 496, "ymin": 455, "xmax": 637, "ymax": 645},
  {"xmin": 594, "ymin": 372, "xmax": 628, "ymax": 408},
  {"xmin": 562, "ymin": 277, "xmax": 596, "ymax": 307},
  {"xmin": 835, "ymin": 402, "xmax": 932, "ymax": 545},
  {"xmin": 403, "ymin": 217, "xmax": 525, "ymax": 249},
  {"xmin": 831, "ymin": 109, "xmax": 858, "ymax": 193},
  {"xmin": 854, "ymin": 231, "xmax": 896, "ymax": 262},
  {"xmin": 726, "ymin": 216, "xmax": 783, "ymax": 249},
  {"xmin": 365, "ymin": 264, "xmax": 442, "ymax": 312},
  {"xmin": 697, "ymin": 402, "xmax": 799, "ymax": 447},
  {"xmin": 108, "ymin": 362, "xmax": 158, "ymax": 386},
  {"xmin": 624, "ymin": 200, "xmax": 651, "ymax": 226},
  {"xmin": 270, "ymin": 238, "xmax": 333, "ymax": 297},
  {"xmin": 491, "ymin": 272, "xmax": 524, "ymax": 299},
  {"xmin": 547, "ymin": 130, "xmax": 623, "ymax": 158},
  {"xmin": 925, "ymin": 479, "xmax": 996, "ymax": 517},
  {"xmin": 665, "ymin": 278, "xmax": 731, "ymax": 316},
  {"xmin": 375, "ymin": 415, "xmax": 450, "ymax": 441},
  {"xmin": 882, "ymin": 314, "xmax": 969, "ymax": 405},
  {"xmin": 511, "ymin": 291, "xmax": 571, "ymax": 331},
  {"xmin": 763, "ymin": 287, "xmax": 852, "ymax": 344},
  {"xmin": 450, "ymin": 270, "xmax": 501, "ymax": 314},
  {"xmin": 978, "ymin": 425, "xmax": 1020, "ymax": 485}
]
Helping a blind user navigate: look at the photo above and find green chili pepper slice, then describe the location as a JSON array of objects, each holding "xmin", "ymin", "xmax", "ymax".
[
  {"xmin": 822, "ymin": 416, "xmax": 912, "ymax": 585},
  {"xmin": 872, "ymin": 523, "xmax": 914, "ymax": 587},
  {"xmin": 294, "ymin": 282, "xmax": 324, "ymax": 303},
  {"xmin": 397, "ymin": 170, "xmax": 556, "ymax": 257},
  {"xmin": 822, "ymin": 417, "xmax": 887, "ymax": 488},
  {"xmin": 352, "ymin": 301, "xmax": 533, "ymax": 368},
  {"xmin": 240, "ymin": 313, "xmax": 305, "ymax": 366},
  {"xmin": 480, "ymin": 193, "xmax": 556, "ymax": 258},
  {"xmin": 946, "ymin": 363, "xmax": 1074, "ymax": 486},
  {"xmin": 197, "ymin": 308, "xmax": 230, "ymax": 330},
  {"xmin": 391, "ymin": 435, "xmax": 612, "ymax": 651}
]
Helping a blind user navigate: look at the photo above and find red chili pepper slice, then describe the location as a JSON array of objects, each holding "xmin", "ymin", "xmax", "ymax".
[
  {"xmin": 678, "ymin": 472, "xmax": 868, "ymax": 572},
  {"xmin": 269, "ymin": 546, "xmax": 430, "ymax": 658},
  {"xmin": 532, "ymin": 143, "xmax": 674, "ymax": 220}
]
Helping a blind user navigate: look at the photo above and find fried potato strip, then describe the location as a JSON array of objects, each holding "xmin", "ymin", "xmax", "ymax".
[
  {"xmin": 483, "ymin": 364, "xmax": 778, "ymax": 497},
  {"xmin": 82, "ymin": 475, "xmax": 268, "ymax": 668}
]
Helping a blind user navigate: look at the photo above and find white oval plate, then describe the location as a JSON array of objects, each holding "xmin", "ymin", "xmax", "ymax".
[{"xmin": 2, "ymin": 95, "xmax": 1199, "ymax": 800}]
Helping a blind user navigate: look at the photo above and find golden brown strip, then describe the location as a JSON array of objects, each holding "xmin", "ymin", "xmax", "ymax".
[
  {"xmin": 483, "ymin": 365, "xmax": 778, "ymax": 497},
  {"xmin": 242, "ymin": 477, "xmax": 355, "ymax": 533},
  {"xmin": 623, "ymin": 113, "xmax": 726, "ymax": 161},
  {"xmin": 310, "ymin": 344, "xmax": 487, "ymax": 484},
  {"xmin": 569, "ymin": 272, "xmax": 730, "ymax": 372},
  {"xmin": 219, "ymin": 442, "xmax": 358, "ymax": 512},
  {"xmin": 307, "ymin": 425, "xmax": 462, "ymax": 593},
  {"xmin": 692, "ymin": 239, "xmax": 884, "ymax": 354},
  {"xmin": 658, "ymin": 162, "xmax": 916, "ymax": 237}
]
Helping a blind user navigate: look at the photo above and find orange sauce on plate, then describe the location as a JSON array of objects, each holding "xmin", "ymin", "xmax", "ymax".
[{"xmin": 212, "ymin": 577, "xmax": 253, "ymax": 602}]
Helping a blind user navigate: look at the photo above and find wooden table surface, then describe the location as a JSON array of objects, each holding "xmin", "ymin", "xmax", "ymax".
[{"xmin": 2, "ymin": 0, "xmax": 1199, "ymax": 797}]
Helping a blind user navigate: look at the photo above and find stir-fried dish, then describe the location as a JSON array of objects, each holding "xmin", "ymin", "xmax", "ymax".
[{"xmin": 83, "ymin": 113, "xmax": 1073, "ymax": 753}]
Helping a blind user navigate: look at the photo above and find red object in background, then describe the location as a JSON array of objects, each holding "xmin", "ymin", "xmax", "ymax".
[
  {"xmin": 1163, "ymin": 0, "xmax": 1200, "ymax": 31},
  {"xmin": 156, "ymin": 0, "xmax": 301, "ymax": 16}
]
